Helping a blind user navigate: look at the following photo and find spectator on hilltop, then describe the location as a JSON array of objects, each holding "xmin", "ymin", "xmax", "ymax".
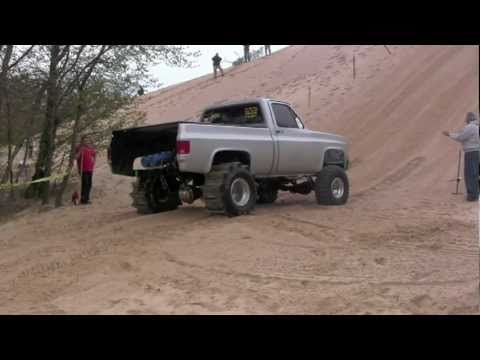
[{"xmin": 212, "ymin": 53, "xmax": 224, "ymax": 79}]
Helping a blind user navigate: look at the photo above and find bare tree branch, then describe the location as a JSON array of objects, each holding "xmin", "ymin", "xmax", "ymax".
[
  {"xmin": 58, "ymin": 45, "xmax": 86, "ymax": 82},
  {"xmin": 57, "ymin": 45, "xmax": 113, "ymax": 107},
  {"xmin": 57, "ymin": 46, "xmax": 71, "ymax": 76},
  {"xmin": 58, "ymin": 45, "xmax": 70, "ymax": 62},
  {"xmin": 7, "ymin": 45, "xmax": 35, "ymax": 70}
]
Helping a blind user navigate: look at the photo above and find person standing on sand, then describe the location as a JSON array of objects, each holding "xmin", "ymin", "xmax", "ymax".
[
  {"xmin": 243, "ymin": 45, "xmax": 251, "ymax": 63},
  {"xmin": 212, "ymin": 53, "xmax": 224, "ymax": 79},
  {"xmin": 443, "ymin": 112, "xmax": 479, "ymax": 201},
  {"xmin": 264, "ymin": 45, "xmax": 271, "ymax": 56},
  {"xmin": 75, "ymin": 135, "xmax": 97, "ymax": 205}
]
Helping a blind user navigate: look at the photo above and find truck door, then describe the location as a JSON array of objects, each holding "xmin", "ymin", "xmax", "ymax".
[{"xmin": 269, "ymin": 102, "xmax": 315, "ymax": 175}]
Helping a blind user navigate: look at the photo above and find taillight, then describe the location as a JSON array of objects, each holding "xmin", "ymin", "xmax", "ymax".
[{"xmin": 176, "ymin": 140, "xmax": 190, "ymax": 155}]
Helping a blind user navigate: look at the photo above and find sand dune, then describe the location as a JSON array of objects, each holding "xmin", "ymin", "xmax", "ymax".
[{"xmin": 0, "ymin": 45, "xmax": 478, "ymax": 314}]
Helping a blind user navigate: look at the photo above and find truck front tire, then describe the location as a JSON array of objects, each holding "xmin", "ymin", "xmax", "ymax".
[
  {"xmin": 314, "ymin": 165, "xmax": 349, "ymax": 205},
  {"xmin": 203, "ymin": 162, "xmax": 256, "ymax": 216}
]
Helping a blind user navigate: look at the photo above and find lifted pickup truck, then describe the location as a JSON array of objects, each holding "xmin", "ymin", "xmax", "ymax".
[{"xmin": 109, "ymin": 98, "xmax": 350, "ymax": 216}]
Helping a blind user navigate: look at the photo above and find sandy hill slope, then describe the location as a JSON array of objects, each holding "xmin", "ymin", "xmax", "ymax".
[
  {"xmin": 0, "ymin": 45, "xmax": 478, "ymax": 314},
  {"xmin": 138, "ymin": 45, "xmax": 479, "ymax": 197}
]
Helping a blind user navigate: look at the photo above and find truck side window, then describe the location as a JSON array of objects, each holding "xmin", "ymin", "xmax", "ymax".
[{"xmin": 272, "ymin": 103, "xmax": 300, "ymax": 128}]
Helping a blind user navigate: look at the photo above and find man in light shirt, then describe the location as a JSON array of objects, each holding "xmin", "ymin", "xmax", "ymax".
[{"xmin": 443, "ymin": 112, "xmax": 479, "ymax": 201}]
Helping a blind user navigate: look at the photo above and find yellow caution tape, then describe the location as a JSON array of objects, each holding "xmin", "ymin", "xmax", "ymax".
[{"xmin": 0, "ymin": 172, "xmax": 70, "ymax": 191}]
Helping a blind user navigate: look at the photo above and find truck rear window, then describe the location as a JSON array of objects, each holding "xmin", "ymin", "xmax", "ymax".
[{"xmin": 201, "ymin": 104, "xmax": 266, "ymax": 127}]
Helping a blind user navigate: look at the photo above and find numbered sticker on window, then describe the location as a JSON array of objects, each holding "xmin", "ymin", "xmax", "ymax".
[{"xmin": 244, "ymin": 106, "xmax": 258, "ymax": 121}]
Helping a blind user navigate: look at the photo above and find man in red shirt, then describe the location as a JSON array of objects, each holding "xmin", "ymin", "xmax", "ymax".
[{"xmin": 76, "ymin": 135, "xmax": 96, "ymax": 205}]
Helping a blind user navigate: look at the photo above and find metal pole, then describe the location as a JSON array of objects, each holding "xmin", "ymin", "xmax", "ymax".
[
  {"xmin": 353, "ymin": 55, "xmax": 356, "ymax": 79},
  {"xmin": 454, "ymin": 150, "xmax": 462, "ymax": 194}
]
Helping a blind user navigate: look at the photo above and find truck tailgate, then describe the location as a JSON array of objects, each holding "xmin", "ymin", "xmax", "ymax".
[{"xmin": 110, "ymin": 122, "xmax": 179, "ymax": 176}]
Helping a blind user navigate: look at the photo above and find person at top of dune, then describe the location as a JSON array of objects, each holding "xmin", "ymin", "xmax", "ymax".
[
  {"xmin": 212, "ymin": 53, "xmax": 224, "ymax": 79},
  {"xmin": 75, "ymin": 135, "xmax": 96, "ymax": 205},
  {"xmin": 443, "ymin": 112, "xmax": 479, "ymax": 201},
  {"xmin": 243, "ymin": 45, "xmax": 250, "ymax": 63}
]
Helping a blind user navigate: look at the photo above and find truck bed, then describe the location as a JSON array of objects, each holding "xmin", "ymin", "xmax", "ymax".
[
  {"xmin": 110, "ymin": 121, "xmax": 188, "ymax": 176},
  {"xmin": 110, "ymin": 120, "xmax": 274, "ymax": 176}
]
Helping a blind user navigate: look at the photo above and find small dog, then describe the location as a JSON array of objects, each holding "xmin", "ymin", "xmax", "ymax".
[{"xmin": 72, "ymin": 190, "xmax": 80, "ymax": 205}]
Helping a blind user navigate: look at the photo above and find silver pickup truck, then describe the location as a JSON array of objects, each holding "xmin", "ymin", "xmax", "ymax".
[{"xmin": 109, "ymin": 98, "xmax": 350, "ymax": 216}]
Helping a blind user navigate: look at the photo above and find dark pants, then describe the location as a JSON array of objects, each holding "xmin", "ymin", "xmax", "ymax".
[
  {"xmin": 213, "ymin": 64, "xmax": 224, "ymax": 78},
  {"xmin": 81, "ymin": 171, "xmax": 93, "ymax": 204},
  {"xmin": 244, "ymin": 49, "xmax": 250, "ymax": 62},
  {"xmin": 464, "ymin": 151, "xmax": 479, "ymax": 201}
]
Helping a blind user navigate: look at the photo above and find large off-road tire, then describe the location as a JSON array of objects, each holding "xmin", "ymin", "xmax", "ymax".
[
  {"xmin": 130, "ymin": 181, "xmax": 152, "ymax": 214},
  {"xmin": 257, "ymin": 181, "xmax": 278, "ymax": 204},
  {"xmin": 130, "ymin": 175, "xmax": 180, "ymax": 214},
  {"xmin": 202, "ymin": 162, "xmax": 256, "ymax": 216},
  {"xmin": 314, "ymin": 165, "xmax": 349, "ymax": 205}
]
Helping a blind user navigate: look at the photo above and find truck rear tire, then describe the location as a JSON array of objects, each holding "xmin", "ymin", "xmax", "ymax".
[
  {"xmin": 130, "ymin": 175, "xmax": 180, "ymax": 214},
  {"xmin": 203, "ymin": 162, "xmax": 256, "ymax": 216},
  {"xmin": 130, "ymin": 181, "xmax": 153, "ymax": 214},
  {"xmin": 314, "ymin": 165, "xmax": 349, "ymax": 205}
]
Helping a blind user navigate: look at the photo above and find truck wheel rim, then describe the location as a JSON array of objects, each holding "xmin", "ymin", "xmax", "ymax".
[
  {"xmin": 231, "ymin": 178, "xmax": 251, "ymax": 207},
  {"xmin": 331, "ymin": 177, "xmax": 345, "ymax": 199}
]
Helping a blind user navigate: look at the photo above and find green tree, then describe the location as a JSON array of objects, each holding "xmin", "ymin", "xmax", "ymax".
[
  {"xmin": 0, "ymin": 45, "xmax": 37, "ymax": 199},
  {"xmin": 27, "ymin": 45, "xmax": 197, "ymax": 205}
]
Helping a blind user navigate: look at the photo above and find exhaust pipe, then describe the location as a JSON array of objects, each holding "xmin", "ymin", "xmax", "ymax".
[{"xmin": 278, "ymin": 181, "xmax": 313, "ymax": 195}]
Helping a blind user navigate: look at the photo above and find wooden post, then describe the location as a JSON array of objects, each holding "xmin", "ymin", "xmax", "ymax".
[
  {"xmin": 308, "ymin": 86, "xmax": 311, "ymax": 108},
  {"xmin": 353, "ymin": 55, "xmax": 356, "ymax": 79},
  {"xmin": 384, "ymin": 45, "xmax": 392, "ymax": 55}
]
